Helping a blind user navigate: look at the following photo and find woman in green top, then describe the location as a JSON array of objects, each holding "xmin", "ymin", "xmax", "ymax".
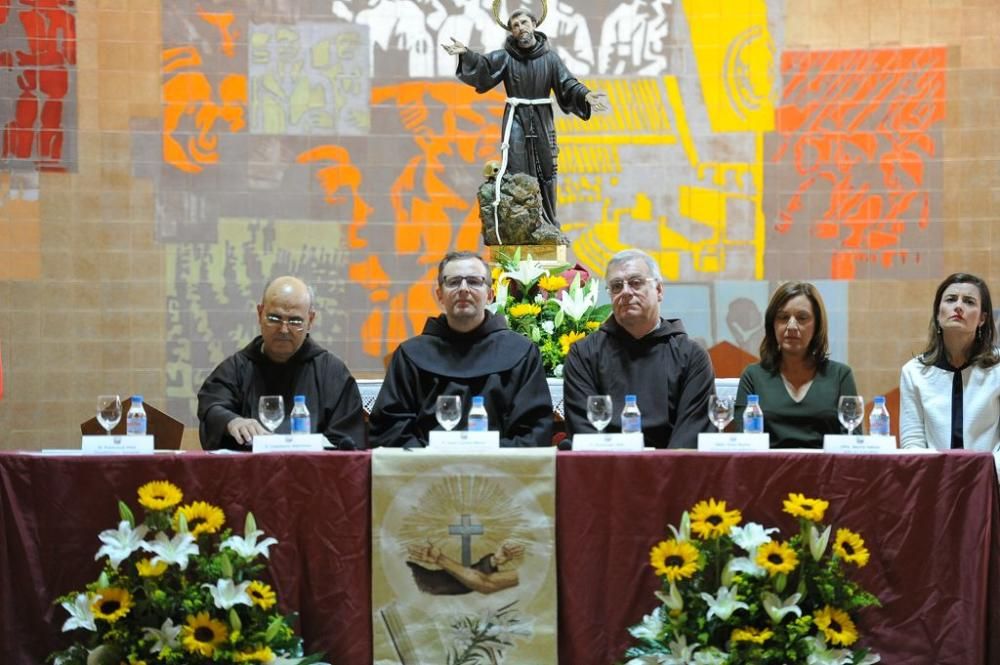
[{"xmin": 735, "ymin": 282, "xmax": 858, "ymax": 448}]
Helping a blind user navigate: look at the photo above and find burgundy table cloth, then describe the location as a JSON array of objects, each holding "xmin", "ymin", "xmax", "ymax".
[{"xmin": 2, "ymin": 450, "xmax": 998, "ymax": 664}]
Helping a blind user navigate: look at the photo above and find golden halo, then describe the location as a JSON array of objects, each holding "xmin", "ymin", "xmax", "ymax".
[{"xmin": 493, "ymin": 0, "xmax": 547, "ymax": 31}]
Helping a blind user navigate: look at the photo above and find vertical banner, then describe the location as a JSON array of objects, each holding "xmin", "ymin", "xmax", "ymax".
[{"xmin": 372, "ymin": 449, "xmax": 557, "ymax": 664}]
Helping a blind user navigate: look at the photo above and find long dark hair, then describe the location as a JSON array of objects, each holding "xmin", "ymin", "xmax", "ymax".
[
  {"xmin": 919, "ymin": 273, "xmax": 999, "ymax": 368},
  {"xmin": 759, "ymin": 281, "xmax": 829, "ymax": 371}
]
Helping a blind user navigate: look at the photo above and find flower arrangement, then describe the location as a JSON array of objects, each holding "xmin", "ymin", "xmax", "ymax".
[
  {"xmin": 50, "ymin": 480, "xmax": 327, "ymax": 665},
  {"xmin": 621, "ymin": 493, "xmax": 881, "ymax": 665},
  {"xmin": 490, "ymin": 249, "xmax": 611, "ymax": 377},
  {"xmin": 446, "ymin": 601, "xmax": 531, "ymax": 665}
]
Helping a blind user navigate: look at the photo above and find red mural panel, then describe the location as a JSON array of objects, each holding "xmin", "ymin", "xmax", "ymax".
[
  {"xmin": 769, "ymin": 47, "xmax": 946, "ymax": 279},
  {"xmin": 0, "ymin": 0, "xmax": 76, "ymax": 171}
]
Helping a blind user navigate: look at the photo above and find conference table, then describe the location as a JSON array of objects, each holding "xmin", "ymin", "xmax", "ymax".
[{"xmin": 2, "ymin": 449, "xmax": 998, "ymax": 665}]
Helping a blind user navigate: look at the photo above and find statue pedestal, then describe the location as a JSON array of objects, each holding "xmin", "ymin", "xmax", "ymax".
[{"xmin": 486, "ymin": 244, "xmax": 568, "ymax": 264}]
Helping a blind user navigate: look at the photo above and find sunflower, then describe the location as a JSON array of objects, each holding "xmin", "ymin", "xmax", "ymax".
[
  {"xmin": 136, "ymin": 557, "xmax": 168, "ymax": 577},
  {"xmin": 689, "ymin": 498, "xmax": 742, "ymax": 539},
  {"xmin": 559, "ymin": 331, "xmax": 587, "ymax": 355},
  {"xmin": 182, "ymin": 612, "xmax": 228, "ymax": 657},
  {"xmin": 173, "ymin": 501, "xmax": 225, "ymax": 537},
  {"xmin": 649, "ymin": 539, "xmax": 701, "ymax": 582},
  {"xmin": 91, "ymin": 587, "xmax": 132, "ymax": 623},
  {"xmin": 136, "ymin": 480, "xmax": 183, "ymax": 511},
  {"xmin": 814, "ymin": 605, "xmax": 858, "ymax": 646},
  {"xmin": 730, "ymin": 626, "xmax": 773, "ymax": 644},
  {"xmin": 538, "ymin": 274, "xmax": 568, "ymax": 292},
  {"xmin": 585, "ymin": 321, "xmax": 601, "ymax": 330},
  {"xmin": 833, "ymin": 528, "xmax": 870, "ymax": 567},
  {"xmin": 247, "ymin": 580, "xmax": 277, "ymax": 609},
  {"xmin": 509, "ymin": 303, "xmax": 542, "ymax": 318},
  {"xmin": 756, "ymin": 540, "xmax": 799, "ymax": 576},
  {"xmin": 234, "ymin": 646, "xmax": 275, "ymax": 663},
  {"xmin": 783, "ymin": 493, "xmax": 829, "ymax": 522}
]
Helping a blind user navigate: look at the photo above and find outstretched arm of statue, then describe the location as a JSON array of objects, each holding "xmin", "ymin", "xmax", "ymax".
[
  {"xmin": 586, "ymin": 91, "xmax": 610, "ymax": 113},
  {"xmin": 442, "ymin": 37, "xmax": 468, "ymax": 56},
  {"xmin": 407, "ymin": 541, "xmax": 520, "ymax": 594}
]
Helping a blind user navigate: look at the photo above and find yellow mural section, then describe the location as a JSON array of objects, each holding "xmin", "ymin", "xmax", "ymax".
[{"xmin": 557, "ymin": 0, "xmax": 775, "ymax": 281}]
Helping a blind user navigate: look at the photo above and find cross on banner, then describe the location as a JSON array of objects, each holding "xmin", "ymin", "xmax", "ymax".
[{"xmin": 448, "ymin": 513, "xmax": 483, "ymax": 567}]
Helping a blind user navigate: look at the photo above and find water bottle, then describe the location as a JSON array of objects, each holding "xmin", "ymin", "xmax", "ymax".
[
  {"xmin": 125, "ymin": 395, "xmax": 147, "ymax": 435},
  {"xmin": 869, "ymin": 395, "xmax": 890, "ymax": 436},
  {"xmin": 290, "ymin": 395, "xmax": 311, "ymax": 434},
  {"xmin": 468, "ymin": 396, "xmax": 489, "ymax": 432},
  {"xmin": 743, "ymin": 394, "xmax": 764, "ymax": 434},
  {"xmin": 621, "ymin": 394, "xmax": 642, "ymax": 434}
]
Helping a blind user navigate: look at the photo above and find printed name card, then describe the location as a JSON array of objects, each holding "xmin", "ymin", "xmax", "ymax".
[
  {"xmin": 572, "ymin": 432, "xmax": 644, "ymax": 452},
  {"xmin": 428, "ymin": 430, "xmax": 501, "ymax": 450},
  {"xmin": 252, "ymin": 433, "xmax": 327, "ymax": 453},
  {"xmin": 697, "ymin": 433, "xmax": 771, "ymax": 452},
  {"xmin": 823, "ymin": 435, "xmax": 897, "ymax": 454},
  {"xmin": 81, "ymin": 435, "xmax": 155, "ymax": 455}
]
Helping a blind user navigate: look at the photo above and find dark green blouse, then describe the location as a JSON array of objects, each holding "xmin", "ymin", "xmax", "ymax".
[{"xmin": 735, "ymin": 360, "xmax": 858, "ymax": 449}]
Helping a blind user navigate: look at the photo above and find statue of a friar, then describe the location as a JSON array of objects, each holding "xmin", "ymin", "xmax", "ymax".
[{"xmin": 443, "ymin": 2, "xmax": 609, "ymax": 245}]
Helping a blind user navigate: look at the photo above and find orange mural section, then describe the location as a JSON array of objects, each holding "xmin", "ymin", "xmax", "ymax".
[
  {"xmin": 161, "ymin": 11, "xmax": 247, "ymax": 174},
  {"xmin": 771, "ymin": 47, "xmax": 946, "ymax": 279},
  {"xmin": 345, "ymin": 81, "xmax": 504, "ymax": 359}
]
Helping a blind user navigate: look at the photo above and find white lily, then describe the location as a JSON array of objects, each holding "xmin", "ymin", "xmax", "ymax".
[
  {"xmin": 654, "ymin": 582, "xmax": 684, "ymax": 612},
  {"xmin": 142, "ymin": 617, "xmax": 181, "ymax": 653},
  {"xmin": 141, "ymin": 531, "xmax": 199, "ymax": 571},
  {"xmin": 693, "ymin": 648, "xmax": 729, "ymax": 665},
  {"xmin": 624, "ymin": 657, "xmax": 671, "ymax": 665},
  {"xmin": 762, "ymin": 591, "xmax": 803, "ymax": 623},
  {"xmin": 541, "ymin": 320, "xmax": 555, "ymax": 334},
  {"xmin": 203, "ymin": 578, "xmax": 253, "ymax": 609},
  {"xmin": 724, "ymin": 555, "xmax": 767, "ymax": 581},
  {"xmin": 557, "ymin": 274, "xmax": 598, "ymax": 321},
  {"xmin": 627, "ymin": 606, "xmax": 664, "ymax": 642},
  {"xmin": 668, "ymin": 511, "xmax": 692, "ymax": 542},
  {"xmin": 700, "ymin": 585, "xmax": 749, "ymax": 622},
  {"xmin": 487, "ymin": 278, "xmax": 509, "ymax": 315},
  {"xmin": 730, "ymin": 522, "xmax": 778, "ymax": 553},
  {"xmin": 60, "ymin": 593, "xmax": 96, "ymax": 632},
  {"xmin": 856, "ymin": 653, "xmax": 882, "ymax": 664},
  {"xmin": 809, "ymin": 524, "xmax": 832, "ymax": 561},
  {"xmin": 502, "ymin": 257, "xmax": 547, "ymax": 286},
  {"xmin": 665, "ymin": 634, "xmax": 701, "ymax": 664},
  {"xmin": 221, "ymin": 529, "xmax": 278, "ymax": 559},
  {"xmin": 804, "ymin": 636, "xmax": 854, "ymax": 665},
  {"xmin": 95, "ymin": 520, "xmax": 148, "ymax": 569}
]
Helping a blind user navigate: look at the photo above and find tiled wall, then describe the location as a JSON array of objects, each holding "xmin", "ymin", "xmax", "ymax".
[{"xmin": 1, "ymin": 0, "xmax": 998, "ymax": 450}]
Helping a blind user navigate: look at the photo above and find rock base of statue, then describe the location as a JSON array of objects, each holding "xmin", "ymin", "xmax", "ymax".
[
  {"xmin": 486, "ymin": 244, "xmax": 567, "ymax": 264},
  {"xmin": 478, "ymin": 172, "xmax": 569, "ymax": 246}
]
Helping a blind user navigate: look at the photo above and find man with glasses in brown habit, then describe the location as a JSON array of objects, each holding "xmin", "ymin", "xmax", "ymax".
[
  {"xmin": 197, "ymin": 276, "xmax": 365, "ymax": 450},
  {"xmin": 370, "ymin": 251, "xmax": 553, "ymax": 448},
  {"xmin": 563, "ymin": 249, "xmax": 715, "ymax": 448}
]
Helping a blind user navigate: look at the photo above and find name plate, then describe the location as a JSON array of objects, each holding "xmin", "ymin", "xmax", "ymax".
[
  {"xmin": 81, "ymin": 435, "xmax": 154, "ymax": 455},
  {"xmin": 697, "ymin": 432, "xmax": 770, "ymax": 452},
  {"xmin": 572, "ymin": 432, "xmax": 644, "ymax": 452},
  {"xmin": 428, "ymin": 430, "xmax": 501, "ymax": 450},
  {"xmin": 823, "ymin": 434, "xmax": 897, "ymax": 454},
  {"xmin": 252, "ymin": 433, "xmax": 327, "ymax": 453}
]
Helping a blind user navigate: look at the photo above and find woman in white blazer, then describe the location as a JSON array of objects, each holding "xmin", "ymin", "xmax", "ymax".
[{"xmin": 900, "ymin": 273, "xmax": 1000, "ymax": 451}]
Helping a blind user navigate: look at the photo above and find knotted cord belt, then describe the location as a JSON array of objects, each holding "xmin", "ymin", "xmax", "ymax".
[{"xmin": 493, "ymin": 96, "xmax": 552, "ymax": 245}]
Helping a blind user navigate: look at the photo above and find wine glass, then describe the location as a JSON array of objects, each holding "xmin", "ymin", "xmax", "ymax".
[
  {"xmin": 838, "ymin": 395, "xmax": 865, "ymax": 436},
  {"xmin": 436, "ymin": 395, "xmax": 462, "ymax": 431},
  {"xmin": 96, "ymin": 394, "xmax": 122, "ymax": 435},
  {"xmin": 586, "ymin": 395, "xmax": 613, "ymax": 433},
  {"xmin": 258, "ymin": 395, "xmax": 285, "ymax": 433},
  {"xmin": 708, "ymin": 395, "xmax": 735, "ymax": 433}
]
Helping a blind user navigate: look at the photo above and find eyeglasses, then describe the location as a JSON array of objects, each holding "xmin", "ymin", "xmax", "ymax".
[
  {"xmin": 264, "ymin": 314, "xmax": 306, "ymax": 331},
  {"xmin": 607, "ymin": 276, "xmax": 657, "ymax": 295},
  {"xmin": 441, "ymin": 275, "xmax": 489, "ymax": 290}
]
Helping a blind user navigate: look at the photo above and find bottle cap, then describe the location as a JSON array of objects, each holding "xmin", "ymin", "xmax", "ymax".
[
  {"xmin": 625, "ymin": 394, "xmax": 637, "ymax": 403},
  {"xmin": 294, "ymin": 395, "xmax": 306, "ymax": 403},
  {"xmin": 472, "ymin": 396, "xmax": 484, "ymax": 406},
  {"xmin": 874, "ymin": 395, "xmax": 885, "ymax": 404},
  {"xmin": 747, "ymin": 394, "xmax": 759, "ymax": 403},
  {"xmin": 131, "ymin": 395, "xmax": 143, "ymax": 403}
]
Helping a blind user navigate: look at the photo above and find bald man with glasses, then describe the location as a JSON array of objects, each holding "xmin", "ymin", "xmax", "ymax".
[
  {"xmin": 197, "ymin": 276, "xmax": 365, "ymax": 451},
  {"xmin": 369, "ymin": 251, "xmax": 553, "ymax": 448},
  {"xmin": 563, "ymin": 249, "xmax": 715, "ymax": 448}
]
